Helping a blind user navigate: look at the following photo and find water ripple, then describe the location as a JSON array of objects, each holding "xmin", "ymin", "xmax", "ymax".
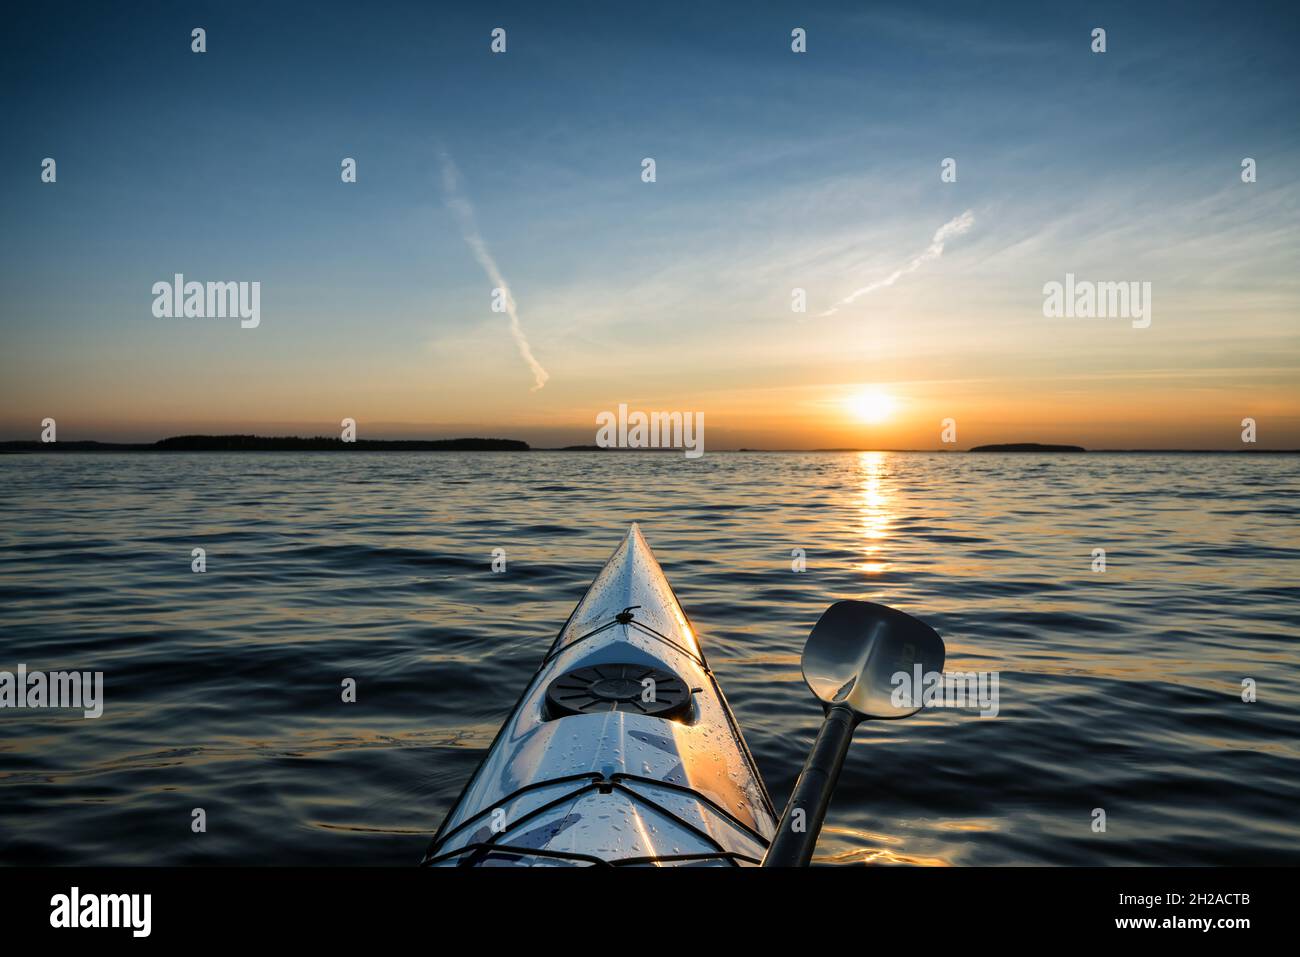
[{"xmin": 1, "ymin": 450, "xmax": 1297, "ymax": 865}]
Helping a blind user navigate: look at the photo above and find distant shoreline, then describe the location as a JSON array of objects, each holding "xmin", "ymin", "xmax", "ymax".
[
  {"xmin": 968, "ymin": 443, "xmax": 1085, "ymax": 453},
  {"xmin": 2, "ymin": 435, "xmax": 1297, "ymax": 454},
  {"xmin": 0, "ymin": 436, "xmax": 529, "ymax": 453}
]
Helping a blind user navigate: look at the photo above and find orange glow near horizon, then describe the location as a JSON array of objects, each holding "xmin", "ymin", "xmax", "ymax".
[{"xmin": 2, "ymin": 360, "xmax": 1298, "ymax": 450}]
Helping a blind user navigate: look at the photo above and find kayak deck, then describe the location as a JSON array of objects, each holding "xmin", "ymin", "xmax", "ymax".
[{"xmin": 423, "ymin": 524, "xmax": 777, "ymax": 866}]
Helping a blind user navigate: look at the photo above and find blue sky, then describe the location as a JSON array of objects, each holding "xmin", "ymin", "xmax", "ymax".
[{"xmin": 2, "ymin": 1, "xmax": 1297, "ymax": 447}]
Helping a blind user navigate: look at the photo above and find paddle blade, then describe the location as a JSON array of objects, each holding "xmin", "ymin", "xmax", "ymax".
[{"xmin": 802, "ymin": 600, "xmax": 946, "ymax": 719}]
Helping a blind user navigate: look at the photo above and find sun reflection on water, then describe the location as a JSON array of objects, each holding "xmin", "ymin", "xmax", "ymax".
[{"xmin": 857, "ymin": 451, "xmax": 893, "ymax": 574}]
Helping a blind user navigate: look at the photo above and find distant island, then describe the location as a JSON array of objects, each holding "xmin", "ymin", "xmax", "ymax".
[
  {"xmin": 969, "ymin": 443, "xmax": 1086, "ymax": 453},
  {"xmin": 1, "ymin": 435, "xmax": 529, "ymax": 452}
]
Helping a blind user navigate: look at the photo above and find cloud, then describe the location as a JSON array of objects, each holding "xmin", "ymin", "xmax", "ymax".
[
  {"xmin": 438, "ymin": 151, "xmax": 550, "ymax": 390},
  {"xmin": 820, "ymin": 209, "xmax": 975, "ymax": 316}
]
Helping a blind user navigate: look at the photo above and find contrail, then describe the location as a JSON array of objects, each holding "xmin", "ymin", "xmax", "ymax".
[
  {"xmin": 819, "ymin": 209, "xmax": 975, "ymax": 317},
  {"xmin": 438, "ymin": 151, "xmax": 549, "ymax": 390}
]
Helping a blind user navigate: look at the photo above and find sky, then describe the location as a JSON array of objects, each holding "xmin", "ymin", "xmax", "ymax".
[{"xmin": 1, "ymin": 0, "xmax": 1297, "ymax": 449}]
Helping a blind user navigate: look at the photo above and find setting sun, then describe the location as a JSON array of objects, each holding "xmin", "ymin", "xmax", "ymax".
[{"xmin": 846, "ymin": 390, "xmax": 896, "ymax": 424}]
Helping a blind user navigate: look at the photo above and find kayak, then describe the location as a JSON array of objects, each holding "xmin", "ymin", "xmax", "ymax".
[{"xmin": 422, "ymin": 523, "xmax": 778, "ymax": 866}]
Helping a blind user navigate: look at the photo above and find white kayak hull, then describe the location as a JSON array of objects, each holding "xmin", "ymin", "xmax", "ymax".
[{"xmin": 424, "ymin": 524, "xmax": 777, "ymax": 866}]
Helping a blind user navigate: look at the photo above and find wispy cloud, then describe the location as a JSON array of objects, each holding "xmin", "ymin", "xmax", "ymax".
[
  {"xmin": 820, "ymin": 209, "xmax": 975, "ymax": 317},
  {"xmin": 438, "ymin": 151, "xmax": 549, "ymax": 390}
]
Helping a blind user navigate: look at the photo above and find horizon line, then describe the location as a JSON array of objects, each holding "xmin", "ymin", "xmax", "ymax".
[{"xmin": 2, "ymin": 434, "xmax": 1296, "ymax": 455}]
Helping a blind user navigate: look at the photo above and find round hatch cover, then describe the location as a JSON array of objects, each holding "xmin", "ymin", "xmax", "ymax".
[{"xmin": 545, "ymin": 664, "xmax": 691, "ymax": 719}]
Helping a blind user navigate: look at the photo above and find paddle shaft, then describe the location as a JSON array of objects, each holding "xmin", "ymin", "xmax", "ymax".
[{"xmin": 763, "ymin": 703, "xmax": 859, "ymax": 866}]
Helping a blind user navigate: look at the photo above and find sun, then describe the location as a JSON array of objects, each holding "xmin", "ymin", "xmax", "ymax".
[{"xmin": 846, "ymin": 389, "xmax": 896, "ymax": 424}]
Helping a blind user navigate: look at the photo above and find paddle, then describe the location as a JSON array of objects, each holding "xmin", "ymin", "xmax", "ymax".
[{"xmin": 762, "ymin": 600, "xmax": 946, "ymax": 867}]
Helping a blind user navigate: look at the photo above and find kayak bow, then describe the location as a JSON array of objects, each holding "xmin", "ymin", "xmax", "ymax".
[{"xmin": 423, "ymin": 523, "xmax": 778, "ymax": 867}]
